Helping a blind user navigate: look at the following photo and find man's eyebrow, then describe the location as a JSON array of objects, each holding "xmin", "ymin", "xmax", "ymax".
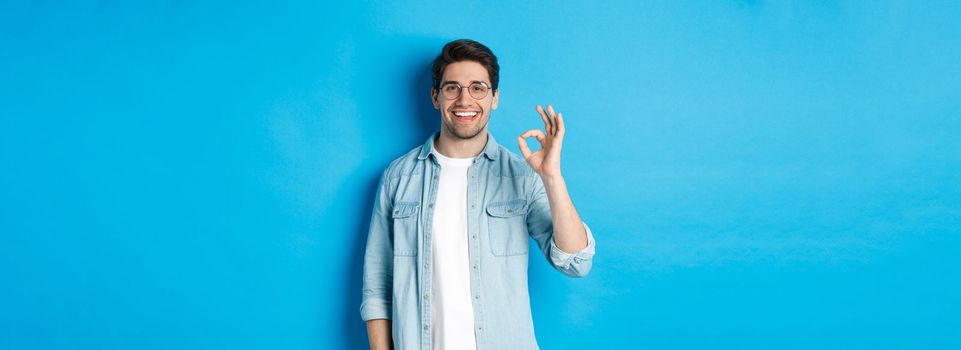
[{"xmin": 440, "ymin": 80, "xmax": 489, "ymax": 86}]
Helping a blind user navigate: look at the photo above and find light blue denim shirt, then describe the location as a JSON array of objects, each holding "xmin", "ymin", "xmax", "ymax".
[{"xmin": 360, "ymin": 133, "xmax": 596, "ymax": 350}]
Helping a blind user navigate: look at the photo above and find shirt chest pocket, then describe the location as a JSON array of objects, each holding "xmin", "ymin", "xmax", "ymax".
[
  {"xmin": 391, "ymin": 201, "xmax": 419, "ymax": 256},
  {"xmin": 486, "ymin": 199, "xmax": 529, "ymax": 256}
]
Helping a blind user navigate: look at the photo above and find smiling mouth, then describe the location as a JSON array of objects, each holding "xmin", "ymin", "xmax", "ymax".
[{"xmin": 451, "ymin": 110, "xmax": 480, "ymax": 123}]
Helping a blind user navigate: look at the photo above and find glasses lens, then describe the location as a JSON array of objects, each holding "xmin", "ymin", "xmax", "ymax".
[
  {"xmin": 468, "ymin": 83, "xmax": 489, "ymax": 99},
  {"xmin": 442, "ymin": 84, "xmax": 461, "ymax": 100}
]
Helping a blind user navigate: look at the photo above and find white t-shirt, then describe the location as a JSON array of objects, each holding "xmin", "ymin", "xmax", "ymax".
[{"xmin": 430, "ymin": 152, "xmax": 477, "ymax": 350}]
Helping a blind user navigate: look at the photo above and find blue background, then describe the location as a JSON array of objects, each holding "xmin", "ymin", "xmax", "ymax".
[{"xmin": 2, "ymin": 1, "xmax": 960, "ymax": 349}]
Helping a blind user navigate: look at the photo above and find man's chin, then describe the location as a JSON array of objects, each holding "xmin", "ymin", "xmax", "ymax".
[
  {"xmin": 450, "ymin": 132, "xmax": 476, "ymax": 140},
  {"xmin": 446, "ymin": 124, "xmax": 485, "ymax": 140}
]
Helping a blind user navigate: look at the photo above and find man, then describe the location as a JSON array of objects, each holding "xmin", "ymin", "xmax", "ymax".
[{"xmin": 361, "ymin": 39, "xmax": 596, "ymax": 350}]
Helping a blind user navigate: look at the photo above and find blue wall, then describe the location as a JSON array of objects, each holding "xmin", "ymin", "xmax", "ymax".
[{"xmin": 2, "ymin": 1, "xmax": 960, "ymax": 349}]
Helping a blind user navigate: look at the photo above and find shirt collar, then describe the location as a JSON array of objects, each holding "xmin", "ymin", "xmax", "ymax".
[{"xmin": 417, "ymin": 132, "xmax": 499, "ymax": 161}]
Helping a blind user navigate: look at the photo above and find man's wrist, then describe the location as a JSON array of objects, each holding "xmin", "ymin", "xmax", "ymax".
[{"xmin": 540, "ymin": 173, "xmax": 565, "ymax": 186}]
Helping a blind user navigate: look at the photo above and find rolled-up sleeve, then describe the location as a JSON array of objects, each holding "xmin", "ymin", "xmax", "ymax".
[
  {"xmin": 527, "ymin": 175, "xmax": 597, "ymax": 278},
  {"xmin": 360, "ymin": 172, "xmax": 393, "ymax": 321},
  {"xmin": 548, "ymin": 222, "xmax": 596, "ymax": 277}
]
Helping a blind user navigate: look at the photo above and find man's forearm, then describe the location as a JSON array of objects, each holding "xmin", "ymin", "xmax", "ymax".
[
  {"xmin": 366, "ymin": 319, "xmax": 392, "ymax": 350},
  {"xmin": 542, "ymin": 175, "xmax": 588, "ymax": 253}
]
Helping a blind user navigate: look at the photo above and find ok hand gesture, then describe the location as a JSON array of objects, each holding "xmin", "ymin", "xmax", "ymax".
[{"xmin": 517, "ymin": 104, "xmax": 565, "ymax": 179}]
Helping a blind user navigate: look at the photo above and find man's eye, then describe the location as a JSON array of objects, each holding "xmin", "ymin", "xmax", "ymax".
[
  {"xmin": 444, "ymin": 85, "xmax": 459, "ymax": 92},
  {"xmin": 470, "ymin": 85, "xmax": 485, "ymax": 93}
]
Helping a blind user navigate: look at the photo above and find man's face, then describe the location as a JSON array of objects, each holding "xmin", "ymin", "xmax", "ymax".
[{"xmin": 432, "ymin": 61, "xmax": 499, "ymax": 140}]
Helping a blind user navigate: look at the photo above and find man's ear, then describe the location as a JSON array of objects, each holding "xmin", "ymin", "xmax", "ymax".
[
  {"xmin": 431, "ymin": 88, "xmax": 440, "ymax": 109},
  {"xmin": 491, "ymin": 89, "xmax": 499, "ymax": 110}
]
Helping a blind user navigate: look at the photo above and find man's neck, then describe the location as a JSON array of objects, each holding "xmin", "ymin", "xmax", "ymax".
[{"xmin": 435, "ymin": 130, "xmax": 488, "ymax": 159}]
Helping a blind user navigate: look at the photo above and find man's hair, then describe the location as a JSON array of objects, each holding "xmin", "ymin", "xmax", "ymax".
[{"xmin": 431, "ymin": 39, "xmax": 500, "ymax": 91}]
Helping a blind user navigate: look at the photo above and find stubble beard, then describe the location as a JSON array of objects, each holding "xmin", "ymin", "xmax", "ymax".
[{"xmin": 443, "ymin": 112, "xmax": 488, "ymax": 140}]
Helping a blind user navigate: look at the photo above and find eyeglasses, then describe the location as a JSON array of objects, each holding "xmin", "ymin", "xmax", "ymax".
[{"xmin": 439, "ymin": 81, "xmax": 491, "ymax": 100}]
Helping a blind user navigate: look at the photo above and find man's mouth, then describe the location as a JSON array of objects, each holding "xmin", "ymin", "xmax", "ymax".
[{"xmin": 451, "ymin": 110, "xmax": 480, "ymax": 123}]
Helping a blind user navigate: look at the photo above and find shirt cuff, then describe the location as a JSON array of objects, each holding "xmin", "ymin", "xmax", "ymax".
[
  {"xmin": 549, "ymin": 222, "xmax": 596, "ymax": 271},
  {"xmin": 360, "ymin": 297, "xmax": 391, "ymax": 321}
]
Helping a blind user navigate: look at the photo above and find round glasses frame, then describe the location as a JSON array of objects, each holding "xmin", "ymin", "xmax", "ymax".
[{"xmin": 438, "ymin": 82, "xmax": 492, "ymax": 100}]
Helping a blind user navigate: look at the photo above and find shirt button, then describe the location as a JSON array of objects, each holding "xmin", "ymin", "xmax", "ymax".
[
  {"xmin": 472, "ymin": 235, "xmax": 477, "ymax": 239},
  {"xmin": 507, "ymin": 209, "xmax": 513, "ymax": 213},
  {"xmin": 471, "ymin": 204, "xmax": 475, "ymax": 208},
  {"xmin": 473, "ymin": 265, "xmax": 478, "ymax": 269},
  {"xmin": 475, "ymin": 294, "xmax": 480, "ymax": 299},
  {"xmin": 428, "ymin": 203, "xmax": 433, "ymax": 208},
  {"xmin": 424, "ymin": 325, "xmax": 429, "ymax": 330}
]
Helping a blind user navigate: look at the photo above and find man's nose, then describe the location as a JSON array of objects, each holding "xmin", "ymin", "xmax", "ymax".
[{"xmin": 455, "ymin": 87, "xmax": 473, "ymax": 105}]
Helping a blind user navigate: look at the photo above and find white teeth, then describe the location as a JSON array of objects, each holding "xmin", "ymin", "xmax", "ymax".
[{"xmin": 454, "ymin": 111, "xmax": 478, "ymax": 117}]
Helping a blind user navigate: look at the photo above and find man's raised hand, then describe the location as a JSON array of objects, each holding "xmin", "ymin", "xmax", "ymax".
[{"xmin": 517, "ymin": 104, "xmax": 565, "ymax": 179}]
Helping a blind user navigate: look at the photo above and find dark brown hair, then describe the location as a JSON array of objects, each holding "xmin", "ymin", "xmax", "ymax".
[{"xmin": 431, "ymin": 39, "xmax": 500, "ymax": 91}]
